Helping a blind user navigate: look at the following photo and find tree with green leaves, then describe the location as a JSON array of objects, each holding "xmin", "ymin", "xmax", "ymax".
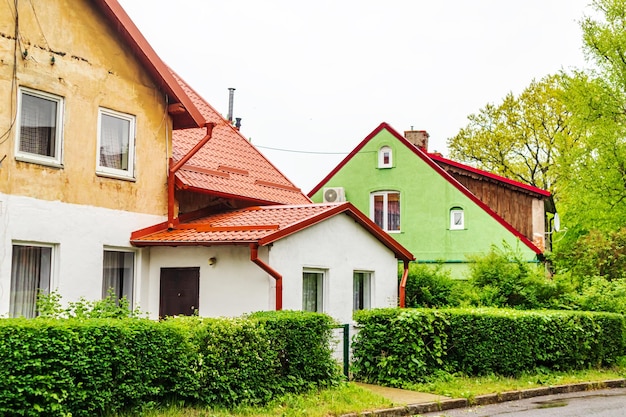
[
  {"xmin": 557, "ymin": 0, "xmax": 626, "ymax": 232},
  {"xmin": 447, "ymin": 73, "xmax": 580, "ymax": 196}
]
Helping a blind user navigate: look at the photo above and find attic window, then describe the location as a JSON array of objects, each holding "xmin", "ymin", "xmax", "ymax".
[
  {"xmin": 450, "ymin": 207, "xmax": 464, "ymax": 230},
  {"xmin": 378, "ymin": 146, "xmax": 392, "ymax": 168}
]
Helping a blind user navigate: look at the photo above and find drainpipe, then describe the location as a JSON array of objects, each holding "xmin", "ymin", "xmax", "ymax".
[
  {"xmin": 399, "ymin": 260, "xmax": 409, "ymax": 308},
  {"xmin": 167, "ymin": 123, "xmax": 215, "ymax": 229},
  {"xmin": 250, "ymin": 243, "xmax": 283, "ymax": 310}
]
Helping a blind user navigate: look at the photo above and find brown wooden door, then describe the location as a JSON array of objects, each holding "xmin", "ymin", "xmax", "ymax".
[{"xmin": 159, "ymin": 267, "xmax": 199, "ymax": 318}]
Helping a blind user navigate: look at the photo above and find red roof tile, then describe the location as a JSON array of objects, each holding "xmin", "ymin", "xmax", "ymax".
[
  {"xmin": 131, "ymin": 202, "xmax": 414, "ymax": 262},
  {"xmin": 170, "ymin": 71, "xmax": 311, "ymax": 205}
]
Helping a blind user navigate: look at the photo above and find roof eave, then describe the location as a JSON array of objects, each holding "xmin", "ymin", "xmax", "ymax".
[{"xmin": 94, "ymin": 0, "xmax": 205, "ymax": 129}]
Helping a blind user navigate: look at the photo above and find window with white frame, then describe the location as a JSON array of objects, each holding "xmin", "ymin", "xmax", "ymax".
[
  {"xmin": 371, "ymin": 191, "xmax": 401, "ymax": 232},
  {"xmin": 450, "ymin": 207, "xmax": 465, "ymax": 230},
  {"xmin": 302, "ymin": 270, "xmax": 324, "ymax": 312},
  {"xmin": 96, "ymin": 108, "xmax": 136, "ymax": 179},
  {"xmin": 10, "ymin": 244, "xmax": 53, "ymax": 318},
  {"xmin": 378, "ymin": 146, "xmax": 392, "ymax": 168},
  {"xmin": 15, "ymin": 87, "xmax": 64, "ymax": 166},
  {"xmin": 353, "ymin": 271, "xmax": 372, "ymax": 311},
  {"xmin": 102, "ymin": 250, "xmax": 135, "ymax": 308}
]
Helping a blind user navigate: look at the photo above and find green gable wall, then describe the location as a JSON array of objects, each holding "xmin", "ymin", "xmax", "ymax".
[{"xmin": 310, "ymin": 127, "xmax": 538, "ymax": 277}]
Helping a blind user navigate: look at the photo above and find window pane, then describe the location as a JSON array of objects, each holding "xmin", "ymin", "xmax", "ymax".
[
  {"xmin": 100, "ymin": 113, "xmax": 130, "ymax": 170},
  {"xmin": 353, "ymin": 272, "xmax": 371, "ymax": 311},
  {"xmin": 387, "ymin": 193, "xmax": 400, "ymax": 231},
  {"xmin": 20, "ymin": 93, "xmax": 57, "ymax": 157},
  {"xmin": 10, "ymin": 245, "xmax": 52, "ymax": 318},
  {"xmin": 103, "ymin": 251, "xmax": 134, "ymax": 307},
  {"xmin": 303, "ymin": 271, "xmax": 323, "ymax": 312},
  {"xmin": 374, "ymin": 195, "xmax": 384, "ymax": 229}
]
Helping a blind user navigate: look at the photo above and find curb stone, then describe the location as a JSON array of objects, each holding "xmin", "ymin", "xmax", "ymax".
[{"xmin": 339, "ymin": 379, "xmax": 626, "ymax": 417}]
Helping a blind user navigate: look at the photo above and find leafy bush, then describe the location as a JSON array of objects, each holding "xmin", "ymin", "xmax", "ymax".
[
  {"xmin": 553, "ymin": 227, "xmax": 626, "ymax": 281},
  {"xmin": 37, "ymin": 290, "xmax": 146, "ymax": 319},
  {"xmin": 250, "ymin": 310, "xmax": 342, "ymax": 393},
  {"xmin": 352, "ymin": 308, "xmax": 625, "ymax": 385},
  {"xmin": 402, "ymin": 263, "xmax": 471, "ymax": 308},
  {"xmin": 351, "ymin": 308, "xmax": 449, "ymax": 386},
  {"xmin": 0, "ymin": 311, "xmax": 341, "ymax": 415},
  {"xmin": 467, "ymin": 242, "xmax": 559, "ymax": 309}
]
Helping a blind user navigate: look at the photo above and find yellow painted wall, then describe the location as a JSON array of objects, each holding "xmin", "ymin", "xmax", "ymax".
[{"xmin": 0, "ymin": 0, "xmax": 170, "ymax": 215}]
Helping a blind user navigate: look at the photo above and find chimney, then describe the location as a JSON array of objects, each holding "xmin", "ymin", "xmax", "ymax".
[
  {"xmin": 404, "ymin": 129, "xmax": 429, "ymax": 151},
  {"xmin": 227, "ymin": 87, "xmax": 235, "ymax": 122}
]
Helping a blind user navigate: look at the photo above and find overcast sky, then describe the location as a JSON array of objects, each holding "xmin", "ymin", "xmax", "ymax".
[{"xmin": 118, "ymin": 1, "xmax": 592, "ymax": 193}]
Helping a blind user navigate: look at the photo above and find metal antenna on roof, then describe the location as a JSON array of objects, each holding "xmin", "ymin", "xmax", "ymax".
[{"xmin": 227, "ymin": 88, "xmax": 235, "ymax": 122}]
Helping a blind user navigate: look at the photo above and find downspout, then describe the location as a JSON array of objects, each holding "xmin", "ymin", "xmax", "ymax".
[
  {"xmin": 399, "ymin": 259, "xmax": 409, "ymax": 308},
  {"xmin": 250, "ymin": 243, "xmax": 283, "ymax": 310},
  {"xmin": 167, "ymin": 123, "xmax": 215, "ymax": 229}
]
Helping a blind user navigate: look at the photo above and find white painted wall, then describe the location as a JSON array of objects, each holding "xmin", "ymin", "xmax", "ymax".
[
  {"xmin": 142, "ymin": 213, "xmax": 399, "ymax": 324},
  {"xmin": 0, "ymin": 193, "xmax": 163, "ymax": 316},
  {"xmin": 144, "ymin": 245, "xmax": 274, "ymax": 319},
  {"xmin": 270, "ymin": 214, "xmax": 399, "ymax": 324}
]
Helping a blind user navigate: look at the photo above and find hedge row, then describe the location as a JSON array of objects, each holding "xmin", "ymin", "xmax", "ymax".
[
  {"xmin": 352, "ymin": 308, "xmax": 625, "ymax": 385},
  {"xmin": 0, "ymin": 311, "xmax": 341, "ymax": 416}
]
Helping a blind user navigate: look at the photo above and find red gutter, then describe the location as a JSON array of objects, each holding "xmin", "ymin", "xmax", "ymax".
[
  {"xmin": 399, "ymin": 260, "xmax": 409, "ymax": 308},
  {"xmin": 168, "ymin": 123, "xmax": 215, "ymax": 229},
  {"xmin": 250, "ymin": 243, "xmax": 283, "ymax": 310}
]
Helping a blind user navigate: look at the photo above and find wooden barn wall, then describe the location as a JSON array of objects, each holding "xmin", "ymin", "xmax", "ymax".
[{"xmin": 448, "ymin": 173, "xmax": 535, "ymax": 241}]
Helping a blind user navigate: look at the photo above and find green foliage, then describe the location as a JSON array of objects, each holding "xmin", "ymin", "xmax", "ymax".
[
  {"xmin": 0, "ymin": 311, "xmax": 340, "ymax": 415},
  {"xmin": 466, "ymin": 242, "xmax": 559, "ymax": 309},
  {"xmin": 402, "ymin": 263, "xmax": 470, "ymax": 308},
  {"xmin": 351, "ymin": 308, "xmax": 449, "ymax": 386},
  {"xmin": 352, "ymin": 308, "xmax": 625, "ymax": 385},
  {"xmin": 37, "ymin": 290, "xmax": 146, "ymax": 319},
  {"xmin": 249, "ymin": 310, "xmax": 342, "ymax": 393},
  {"xmin": 553, "ymin": 228, "xmax": 626, "ymax": 281},
  {"xmin": 447, "ymin": 73, "xmax": 577, "ymax": 195}
]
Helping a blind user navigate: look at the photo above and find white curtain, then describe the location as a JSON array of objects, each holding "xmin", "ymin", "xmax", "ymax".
[
  {"xmin": 100, "ymin": 114, "xmax": 129, "ymax": 170},
  {"xmin": 102, "ymin": 251, "xmax": 134, "ymax": 306},
  {"xmin": 19, "ymin": 93, "xmax": 56, "ymax": 157},
  {"xmin": 10, "ymin": 245, "xmax": 51, "ymax": 318}
]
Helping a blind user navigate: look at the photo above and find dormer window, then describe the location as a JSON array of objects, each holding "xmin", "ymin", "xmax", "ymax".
[
  {"xmin": 450, "ymin": 207, "xmax": 464, "ymax": 230},
  {"xmin": 378, "ymin": 146, "xmax": 393, "ymax": 168}
]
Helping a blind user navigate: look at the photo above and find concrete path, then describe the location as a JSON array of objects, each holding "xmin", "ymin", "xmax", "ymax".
[{"xmin": 355, "ymin": 382, "xmax": 449, "ymax": 404}]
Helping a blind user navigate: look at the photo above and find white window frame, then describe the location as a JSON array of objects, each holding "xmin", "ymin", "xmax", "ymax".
[
  {"xmin": 15, "ymin": 87, "xmax": 64, "ymax": 167},
  {"xmin": 378, "ymin": 146, "xmax": 393, "ymax": 168},
  {"xmin": 96, "ymin": 108, "xmax": 136, "ymax": 180},
  {"xmin": 450, "ymin": 207, "xmax": 465, "ymax": 230},
  {"xmin": 9, "ymin": 242, "xmax": 55, "ymax": 318},
  {"xmin": 353, "ymin": 271, "xmax": 372, "ymax": 311},
  {"xmin": 370, "ymin": 191, "xmax": 401, "ymax": 232},
  {"xmin": 102, "ymin": 248, "xmax": 136, "ymax": 309},
  {"xmin": 302, "ymin": 269, "xmax": 325, "ymax": 313}
]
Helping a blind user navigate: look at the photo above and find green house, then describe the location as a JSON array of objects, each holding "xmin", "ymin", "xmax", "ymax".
[{"xmin": 309, "ymin": 123, "xmax": 554, "ymax": 277}]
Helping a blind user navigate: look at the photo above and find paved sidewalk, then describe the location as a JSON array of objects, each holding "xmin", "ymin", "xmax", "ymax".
[
  {"xmin": 355, "ymin": 382, "xmax": 449, "ymax": 404},
  {"xmin": 342, "ymin": 379, "xmax": 626, "ymax": 417}
]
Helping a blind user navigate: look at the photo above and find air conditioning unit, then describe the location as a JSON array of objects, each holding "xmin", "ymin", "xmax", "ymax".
[{"xmin": 323, "ymin": 187, "xmax": 345, "ymax": 203}]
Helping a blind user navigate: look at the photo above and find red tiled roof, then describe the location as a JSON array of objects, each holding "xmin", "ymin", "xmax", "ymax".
[
  {"xmin": 93, "ymin": 0, "xmax": 204, "ymax": 129},
  {"xmin": 170, "ymin": 71, "xmax": 311, "ymax": 205},
  {"xmin": 131, "ymin": 202, "xmax": 415, "ymax": 262}
]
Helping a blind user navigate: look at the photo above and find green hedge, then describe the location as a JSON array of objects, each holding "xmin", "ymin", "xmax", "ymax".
[
  {"xmin": 0, "ymin": 311, "xmax": 341, "ymax": 416},
  {"xmin": 352, "ymin": 308, "xmax": 625, "ymax": 385}
]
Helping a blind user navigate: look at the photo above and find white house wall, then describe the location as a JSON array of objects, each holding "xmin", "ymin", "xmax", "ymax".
[
  {"xmin": 0, "ymin": 193, "xmax": 163, "ymax": 315},
  {"xmin": 145, "ymin": 245, "xmax": 274, "ymax": 319},
  {"xmin": 270, "ymin": 214, "xmax": 399, "ymax": 324}
]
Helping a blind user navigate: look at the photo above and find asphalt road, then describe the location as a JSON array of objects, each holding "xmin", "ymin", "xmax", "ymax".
[{"xmin": 420, "ymin": 387, "xmax": 626, "ymax": 417}]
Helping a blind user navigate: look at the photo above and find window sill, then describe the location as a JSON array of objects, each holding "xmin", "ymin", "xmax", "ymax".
[
  {"xmin": 96, "ymin": 171, "xmax": 136, "ymax": 182},
  {"xmin": 15, "ymin": 155, "xmax": 63, "ymax": 169}
]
